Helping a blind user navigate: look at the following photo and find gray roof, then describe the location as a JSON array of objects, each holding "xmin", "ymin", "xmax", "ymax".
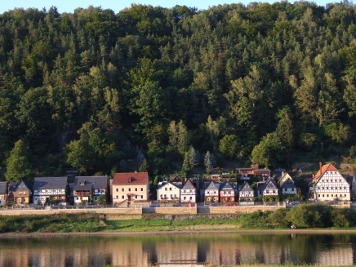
[
  {"xmin": 220, "ymin": 181, "xmax": 234, "ymax": 191},
  {"xmin": 258, "ymin": 178, "xmax": 278, "ymax": 191},
  {"xmin": 205, "ymin": 181, "xmax": 219, "ymax": 191},
  {"xmin": 11, "ymin": 180, "xmax": 33, "ymax": 191},
  {"xmin": 182, "ymin": 179, "xmax": 196, "ymax": 190},
  {"xmin": 239, "ymin": 182, "xmax": 253, "ymax": 192},
  {"xmin": 74, "ymin": 176, "xmax": 108, "ymax": 190},
  {"xmin": 280, "ymin": 178, "xmax": 296, "ymax": 189},
  {"xmin": 33, "ymin": 177, "xmax": 68, "ymax": 190},
  {"xmin": 0, "ymin": 182, "xmax": 8, "ymax": 194}
]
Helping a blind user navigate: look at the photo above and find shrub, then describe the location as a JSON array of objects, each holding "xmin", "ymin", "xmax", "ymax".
[
  {"xmin": 267, "ymin": 208, "xmax": 290, "ymax": 228},
  {"xmin": 331, "ymin": 208, "xmax": 350, "ymax": 228},
  {"xmin": 287, "ymin": 204, "xmax": 332, "ymax": 228}
]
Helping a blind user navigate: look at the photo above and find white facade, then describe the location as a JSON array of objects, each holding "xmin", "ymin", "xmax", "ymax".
[
  {"xmin": 157, "ymin": 183, "xmax": 180, "ymax": 202},
  {"xmin": 313, "ymin": 170, "xmax": 350, "ymax": 201},
  {"xmin": 33, "ymin": 188, "xmax": 66, "ymax": 204},
  {"xmin": 180, "ymin": 188, "xmax": 196, "ymax": 203},
  {"xmin": 239, "ymin": 190, "xmax": 254, "ymax": 198}
]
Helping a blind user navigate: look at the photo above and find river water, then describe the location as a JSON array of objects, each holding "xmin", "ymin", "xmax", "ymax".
[{"xmin": 0, "ymin": 233, "xmax": 355, "ymax": 266}]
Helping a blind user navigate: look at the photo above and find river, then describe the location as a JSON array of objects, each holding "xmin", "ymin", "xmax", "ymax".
[{"xmin": 0, "ymin": 233, "xmax": 355, "ymax": 266}]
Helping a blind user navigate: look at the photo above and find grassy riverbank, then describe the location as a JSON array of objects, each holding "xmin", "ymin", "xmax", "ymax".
[{"xmin": 1, "ymin": 204, "xmax": 356, "ymax": 234}]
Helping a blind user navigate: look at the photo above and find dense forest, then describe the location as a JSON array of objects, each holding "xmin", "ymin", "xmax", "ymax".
[{"xmin": 0, "ymin": 2, "xmax": 355, "ymax": 181}]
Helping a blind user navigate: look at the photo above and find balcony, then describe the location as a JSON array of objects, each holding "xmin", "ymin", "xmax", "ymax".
[{"xmin": 75, "ymin": 192, "xmax": 91, "ymax": 197}]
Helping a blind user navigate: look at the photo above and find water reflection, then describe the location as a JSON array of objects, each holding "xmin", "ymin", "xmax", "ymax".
[{"xmin": 0, "ymin": 233, "xmax": 355, "ymax": 266}]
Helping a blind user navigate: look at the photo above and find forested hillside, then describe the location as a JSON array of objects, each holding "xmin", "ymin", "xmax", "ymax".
[{"xmin": 0, "ymin": 2, "xmax": 355, "ymax": 180}]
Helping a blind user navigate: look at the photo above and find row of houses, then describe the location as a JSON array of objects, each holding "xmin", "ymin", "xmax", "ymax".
[
  {"xmin": 0, "ymin": 172, "xmax": 150, "ymax": 207},
  {"xmin": 0, "ymin": 163, "xmax": 351, "ymax": 207},
  {"xmin": 157, "ymin": 163, "xmax": 352, "ymax": 204},
  {"xmin": 157, "ymin": 171, "xmax": 299, "ymax": 204}
]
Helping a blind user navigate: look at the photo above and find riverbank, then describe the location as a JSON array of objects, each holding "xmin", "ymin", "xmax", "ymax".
[
  {"xmin": 1, "ymin": 228, "xmax": 356, "ymax": 238},
  {"xmin": 0, "ymin": 205, "xmax": 355, "ymax": 236}
]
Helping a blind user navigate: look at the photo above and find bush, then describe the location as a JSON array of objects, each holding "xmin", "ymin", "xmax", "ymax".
[
  {"xmin": 350, "ymin": 146, "xmax": 356, "ymax": 158},
  {"xmin": 331, "ymin": 208, "xmax": 350, "ymax": 228},
  {"xmin": 267, "ymin": 209, "xmax": 290, "ymax": 228},
  {"xmin": 287, "ymin": 204, "xmax": 332, "ymax": 228}
]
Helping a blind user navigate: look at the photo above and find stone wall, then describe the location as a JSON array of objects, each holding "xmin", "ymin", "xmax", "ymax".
[
  {"xmin": 144, "ymin": 206, "xmax": 198, "ymax": 215},
  {"xmin": 198, "ymin": 205, "xmax": 284, "ymax": 214},
  {"xmin": 0, "ymin": 207, "xmax": 142, "ymax": 216}
]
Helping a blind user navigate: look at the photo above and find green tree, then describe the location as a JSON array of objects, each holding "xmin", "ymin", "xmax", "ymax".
[
  {"xmin": 5, "ymin": 140, "xmax": 32, "ymax": 182},
  {"xmin": 204, "ymin": 151, "xmax": 216, "ymax": 174},
  {"xmin": 188, "ymin": 146, "xmax": 200, "ymax": 168},
  {"xmin": 219, "ymin": 134, "xmax": 241, "ymax": 159},
  {"xmin": 251, "ymin": 132, "xmax": 284, "ymax": 167}
]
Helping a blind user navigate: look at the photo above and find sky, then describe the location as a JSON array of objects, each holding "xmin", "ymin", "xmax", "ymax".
[{"xmin": 0, "ymin": 0, "xmax": 332, "ymax": 14}]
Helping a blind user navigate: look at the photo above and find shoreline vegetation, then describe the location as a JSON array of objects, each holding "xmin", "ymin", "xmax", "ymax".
[{"xmin": 0, "ymin": 204, "xmax": 355, "ymax": 237}]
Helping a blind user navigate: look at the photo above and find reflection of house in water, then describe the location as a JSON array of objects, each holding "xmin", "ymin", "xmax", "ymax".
[
  {"xmin": 111, "ymin": 239, "xmax": 148, "ymax": 266},
  {"xmin": 0, "ymin": 235, "xmax": 356, "ymax": 266},
  {"xmin": 317, "ymin": 245, "xmax": 353, "ymax": 266},
  {"xmin": 153, "ymin": 240, "xmax": 198, "ymax": 264}
]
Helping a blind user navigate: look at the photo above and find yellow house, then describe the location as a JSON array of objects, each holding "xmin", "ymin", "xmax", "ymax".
[{"xmin": 112, "ymin": 172, "xmax": 149, "ymax": 205}]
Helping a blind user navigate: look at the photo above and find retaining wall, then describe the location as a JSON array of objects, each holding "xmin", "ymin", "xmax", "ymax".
[
  {"xmin": 0, "ymin": 207, "xmax": 142, "ymax": 216},
  {"xmin": 144, "ymin": 206, "xmax": 198, "ymax": 215}
]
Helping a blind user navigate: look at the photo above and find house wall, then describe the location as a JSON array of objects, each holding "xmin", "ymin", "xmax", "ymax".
[
  {"xmin": 34, "ymin": 194, "xmax": 66, "ymax": 205},
  {"xmin": 112, "ymin": 184, "xmax": 149, "ymax": 204},
  {"xmin": 314, "ymin": 171, "xmax": 351, "ymax": 201},
  {"xmin": 33, "ymin": 188, "xmax": 67, "ymax": 204},
  {"xmin": 180, "ymin": 190, "xmax": 196, "ymax": 203},
  {"xmin": 204, "ymin": 195, "xmax": 219, "ymax": 203},
  {"xmin": 14, "ymin": 190, "xmax": 31, "ymax": 204},
  {"xmin": 73, "ymin": 192, "xmax": 90, "ymax": 204},
  {"xmin": 239, "ymin": 191, "xmax": 254, "ymax": 198},
  {"xmin": 220, "ymin": 191, "xmax": 235, "ymax": 202},
  {"xmin": 281, "ymin": 188, "xmax": 297, "ymax": 194},
  {"xmin": 0, "ymin": 195, "xmax": 6, "ymax": 206},
  {"xmin": 157, "ymin": 184, "xmax": 180, "ymax": 202}
]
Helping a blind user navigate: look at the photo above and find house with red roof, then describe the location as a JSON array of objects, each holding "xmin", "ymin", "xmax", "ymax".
[
  {"xmin": 112, "ymin": 172, "xmax": 149, "ymax": 205},
  {"xmin": 309, "ymin": 163, "xmax": 350, "ymax": 202}
]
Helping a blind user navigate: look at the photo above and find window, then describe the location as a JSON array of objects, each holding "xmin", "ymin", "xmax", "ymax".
[
  {"xmin": 129, "ymin": 188, "xmax": 131, "ymax": 192},
  {"xmin": 122, "ymin": 196, "xmax": 124, "ymax": 199},
  {"xmin": 116, "ymin": 196, "xmax": 118, "ymax": 199},
  {"xmin": 165, "ymin": 188, "xmax": 167, "ymax": 191},
  {"xmin": 184, "ymin": 197, "xmax": 186, "ymax": 200},
  {"xmin": 135, "ymin": 188, "xmax": 137, "ymax": 191},
  {"xmin": 169, "ymin": 187, "xmax": 172, "ymax": 191},
  {"xmin": 141, "ymin": 188, "xmax": 143, "ymax": 191},
  {"xmin": 116, "ymin": 188, "xmax": 118, "ymax": 192},
  {"xmin": 122, "ymin": 188, "xmax": 124, "ymax": 192},
  {"xmin": 141, "ymin": 195, "xmax": 143, "ymax": 199},
  {"xmin": 135, "ymin": 195, "xmax": 137, "ymax": 199}
]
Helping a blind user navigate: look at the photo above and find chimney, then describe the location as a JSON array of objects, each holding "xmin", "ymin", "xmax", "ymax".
[{"xmin": 319, "ymin": 162, "xmax": 323, "ymax": 174}]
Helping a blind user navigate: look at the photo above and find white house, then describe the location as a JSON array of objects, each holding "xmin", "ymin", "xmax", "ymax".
[
  {"xmin": 310, "ymin": 163, "xmax": 350, "ymax": 202},
  {"xmin": 157, "ymin": 182, "xmax": 181, "ymax": 202},
  {"xmin": 180, "ymin": 179, "xmax": 196, "ymax": 203},
  {"xmin": 278, "ymin": 172, "xmax": 297, "ymax": 195}
]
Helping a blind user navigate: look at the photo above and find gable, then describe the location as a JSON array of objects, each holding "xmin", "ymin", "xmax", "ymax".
[{"xmin": 313, "ymin": 163, "xmax": 338, "ymax": 182}]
